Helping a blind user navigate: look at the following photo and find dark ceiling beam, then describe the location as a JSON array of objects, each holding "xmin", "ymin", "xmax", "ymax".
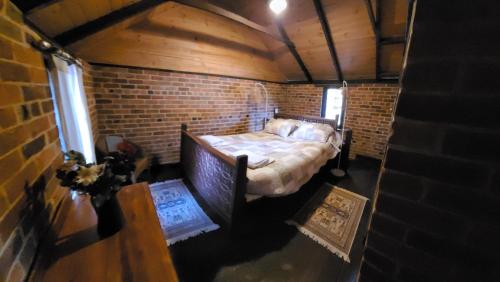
[
  {"xmin": 23, "ymin": 16, "xmax": 69, "ymax": 55},
  {"xmin": 10, "ymin": 0, "xmax": 60, "ymax": 14},
  {"xmin": 363, "ymin": 0, "xmax": 381, "ymax": 80},
  {"xmin": 312, "ymin": 0, "xmax": 343, "ymax": 82},
  {"xmin": 54, "ymin": 0, "xmax": 292, "ymax": 47},
  {"xmin": 379, "ymin": 72, "xmax": 399, "ymax": 80},
  {"xmin": 55, "ymin": 0, "xmax": 167, "ymax": 46},
  {"xmin": 363, "ymin": 0, "xmax": 377, "ymax": 35},
  {"xmin": 173, "ymin": 0, "xmax": 291, "ymax": 45},
  {"xmin": 276, "ymin": 22, "xmax": 313, "ymax": 83},
  {"xmin": 380, "ymin": 36, "xmax": 405, "ymax": 45}
]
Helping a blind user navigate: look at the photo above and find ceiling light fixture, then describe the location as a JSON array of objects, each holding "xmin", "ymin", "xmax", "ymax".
[{"xmin": 269, "ymin": 0, "xmax": 287, "ymax": 15}]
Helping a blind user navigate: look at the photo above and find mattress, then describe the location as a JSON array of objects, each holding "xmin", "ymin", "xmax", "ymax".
[{"xmin": 203, "ymin": 132, "xmax": 340, "ymax": 198}]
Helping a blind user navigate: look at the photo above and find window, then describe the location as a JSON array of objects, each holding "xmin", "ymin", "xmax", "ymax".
[
  {"xmin": 49, "ymin": 56, "xmax": 96, "ymax": 163},
  {"xmin": 321, "ymin": 87, "xmax": 344, "ymax": 126}
]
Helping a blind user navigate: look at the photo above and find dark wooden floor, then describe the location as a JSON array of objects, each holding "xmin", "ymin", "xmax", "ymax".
[{"xmin": 140, "ymin": 156, "xmax": 381, "ymax": 282}]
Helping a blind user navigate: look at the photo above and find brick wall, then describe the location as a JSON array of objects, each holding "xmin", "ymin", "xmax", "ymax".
[
  {"xmin": 90, "ymin": 65, "xmax": 398, "ymax": 163},
  {"xmin": 0, "ymin": 1, "xmax": 65, "ymax": 281},
  {"xmin": 82, "ymin": 62, "xmax": 98, "ymax": 141},
  {"xmin": 361, "ymin": 1, "xmax": 500, "ymax": 281},
  {"xmin": 284, "ymin": 83, "xmax": 399, "ymax": 159},
  {"xmin": 90, "ymin": 65, "xmax": 286, "ymax": 163}
]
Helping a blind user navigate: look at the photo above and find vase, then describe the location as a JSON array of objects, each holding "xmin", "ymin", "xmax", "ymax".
[{"xmin": 91, "ymin": 194, "xmax": 125, "ymax": 239}]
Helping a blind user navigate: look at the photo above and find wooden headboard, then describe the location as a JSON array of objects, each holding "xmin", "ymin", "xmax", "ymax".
[{"xmin": 275, "ymin": 113, "xmax": 338, "ymax": 130}]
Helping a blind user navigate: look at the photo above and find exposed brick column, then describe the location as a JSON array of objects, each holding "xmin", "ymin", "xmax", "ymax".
[
  {"xmin": 361, "ymin": 0, "xmax": 500, "ymax": 281},
  {"xmin": 0, "ymin": 1, "xmax": 66, "ymax": 281}
]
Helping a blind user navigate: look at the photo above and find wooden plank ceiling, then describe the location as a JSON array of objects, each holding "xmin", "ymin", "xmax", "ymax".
[{"xmin": 14, "ymin": 0, "xmax": 409, "ymax": 83}]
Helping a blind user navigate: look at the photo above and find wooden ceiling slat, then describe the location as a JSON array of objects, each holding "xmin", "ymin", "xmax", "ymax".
[
  {"xmin": 362, "ymin": 0, "xmax": 380, "ymax": 80},
  {"xmin": 375, "ymin": 0, "xmax": 381, "ymax": 80},
  {"xmin": 68, "ymin": 2, "xmax": 287, "ymax": 82},
  {"xmin": 380, "ymin": 43, "xmax": 404, "ymax": 75},
  {"xmin": 173, "ymin": 0, "xmax": 290, "ymax": 45},
  {"xmin": 55, "ymin": 0, "xmax": 167, "ymax": 46},
  {"xmin": 380, "ymin": 0, "xmax": 408, "ymax": 38},
  {"xmin": 312, "ymin": 0, "xmax": 343, "ymax": 82},
  {"xmin": 170, "ymin": 0, "xmax": 314, "ymax": 82},
  {"xmin": 277, "ymin": 0, "xmax": 337, "ymax": 81},
  {"xmin": 22, "ymin": 0, "xmax": 409, "ymax": 82},
  {"xmin": 276, "ymin": 22, "xmax": 313, "ymax": 83},
  {"xmin": 322, "ymin": 0, "xmax": 375, "ymax": 80}
]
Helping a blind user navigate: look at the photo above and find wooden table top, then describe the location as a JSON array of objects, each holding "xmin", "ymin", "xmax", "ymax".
[{"xmin": 29, "ymin": 182, "xmax": 178, "ymax": 282}]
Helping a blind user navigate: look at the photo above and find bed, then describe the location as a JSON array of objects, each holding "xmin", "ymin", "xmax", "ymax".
[{"xmin": 180, "ymin": 113, "xmax": 341, "ymax": 230}]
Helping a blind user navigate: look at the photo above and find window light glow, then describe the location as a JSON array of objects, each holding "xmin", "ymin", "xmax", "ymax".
[
  {"xmin": 324, "ymin": 88, "xmax": 343, "ymax": 126},
  {"xmin": 269, "ymin": 0, "xmax": 287, "ymax": 15},
  {"xmin": 71, "ymin": 72, "xmax": 94, "ymax": 163}
]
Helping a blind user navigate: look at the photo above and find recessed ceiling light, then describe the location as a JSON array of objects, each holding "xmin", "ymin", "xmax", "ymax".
[{"xmin": 269, "ymin": 0, "xmax": 287, "ymax": 15}]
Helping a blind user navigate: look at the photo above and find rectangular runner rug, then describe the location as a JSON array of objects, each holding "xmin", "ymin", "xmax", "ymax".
[
  {"xmin": 287, "ymin": 184, "xmax": 368, "ymax": 262},
  {"xmin": 149, "ymin": 179, "xmax": 219, "ymax": 245}
]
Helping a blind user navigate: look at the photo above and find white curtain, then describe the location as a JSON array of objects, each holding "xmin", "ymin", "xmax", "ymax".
[{"xmin": 50, "ymin": 55, "xmax": 96, "ymax": 163}]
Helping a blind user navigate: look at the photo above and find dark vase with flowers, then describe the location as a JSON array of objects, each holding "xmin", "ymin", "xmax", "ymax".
[
  {"xmin": 91, "ymin": 194, "xmax": 124, "ymax": 238},
  {"xmin": 56, "ymin": 151, "xmax": 135, "ymax": 239}
]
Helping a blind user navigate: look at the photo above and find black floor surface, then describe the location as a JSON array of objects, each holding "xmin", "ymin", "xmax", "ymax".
[{"xmin": 140, "ymin": 156, "xmax": 381, "ymax": 282}]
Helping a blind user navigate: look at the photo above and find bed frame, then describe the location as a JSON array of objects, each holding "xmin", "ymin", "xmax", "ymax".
[{"xmin": 180, "ymin": 114, "xmax": 338, "ymax": 230}]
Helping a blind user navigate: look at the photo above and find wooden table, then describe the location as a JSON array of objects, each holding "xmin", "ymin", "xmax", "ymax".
[{"xmin": 29, "ymin": 183, "xmax": 178, "ymax": 282}]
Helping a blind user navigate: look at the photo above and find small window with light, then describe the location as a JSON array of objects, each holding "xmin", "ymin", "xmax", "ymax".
[{"xmin": 321, "ymin": 87, "xmax": 344, "ymax": 126}]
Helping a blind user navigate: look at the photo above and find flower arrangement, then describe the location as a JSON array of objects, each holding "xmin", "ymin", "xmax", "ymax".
[{"xmin": 56, "ymin": 150, "xmax": 135, "ymax": 208}]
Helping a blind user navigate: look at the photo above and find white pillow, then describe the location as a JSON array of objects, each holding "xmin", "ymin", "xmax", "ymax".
[
  {"xmin": 290, "ymin": 121, "xmax": 334, "ymax": 143},
  {"xmin": 264, "ymin": 119, "xmax": 299, "ymax": 138}
]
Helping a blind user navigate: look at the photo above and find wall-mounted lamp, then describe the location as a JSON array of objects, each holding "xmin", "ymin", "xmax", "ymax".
[{"xmin": 269, "ymin": 0, "xmax": 287, "ymax": 15}]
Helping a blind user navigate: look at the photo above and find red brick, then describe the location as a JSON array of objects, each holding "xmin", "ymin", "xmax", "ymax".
[
  {"xmin": 0, "ymin": 37, "xmax": 13, "ymax": 59},
  {"xmin": 0, "ymin": 17, "xmax": 22, "ymax": 42},
  {"xmin": 41, "ymin": 100, "xmax": 53, "ymax": 113},
  {"xmin": 22, "ymin": 135, "xmax": 45, "ymax": 159},
  {"xmin": 46, "ymin": 126, "xmax": 59, "ymax": 143},
  {"xmin": 29, "ymin": 68, "xmax": 48, "ymax": 84},
  {"xmin": 26, "ymin": 116, "xmax": 50, "ymax": 137},
  {"xmin": 12, "ymin": 45, "xmax": 44, "ymax": 68},
  {"xmin": 0, "ymin": 107, "xmax": 18, "ymax": 129},
  {"xmin": 2, "ymin": 161, "xmax": 38, "ymax": 203},
  {"xmin": 6, "ymin": 2, "xmax": 23, "ymax": 24},
  {"xmin": 33, "ymin": 143, "xmax": 60, "ymax": 173},
  {"xmin": 0, "ymin": 125, "xmax": 30, "ymax": 156},
  {"xmin": 0, "ymin": 84, "xmax": 22, "ymax": 107},
  {"xmin": 0, "ymin": 150, "xmax": 24, "ymax": 186},
  {"xmin": 0, "ymin": 61, "xmax": 30, "ymax": 82},
  {"xmin": 30, "ymin": 102, "xmax": 41, "ymax": 117},
  {"xmin": 22, "ymin": 86, "xmax": 49, "ymax": 101}
]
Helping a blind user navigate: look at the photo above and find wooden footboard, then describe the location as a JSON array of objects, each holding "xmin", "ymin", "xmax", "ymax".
[{"xmin": 180, "ymin": 124, "xmax": 248, "ymax": 229}]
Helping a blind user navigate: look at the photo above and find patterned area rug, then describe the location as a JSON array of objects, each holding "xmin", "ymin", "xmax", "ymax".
[
  {"xmin": 149, "ymin": 179, "xmax": 219, "ymax": 245},
  {"xmin": 287, "ymin": 184, "xmax": 367, "ymax": 262}
]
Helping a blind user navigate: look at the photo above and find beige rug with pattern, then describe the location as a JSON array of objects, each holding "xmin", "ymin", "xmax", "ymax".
[{"xmin": 287, "ymin": 184, "xmax": 368, "ymax": 262}]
